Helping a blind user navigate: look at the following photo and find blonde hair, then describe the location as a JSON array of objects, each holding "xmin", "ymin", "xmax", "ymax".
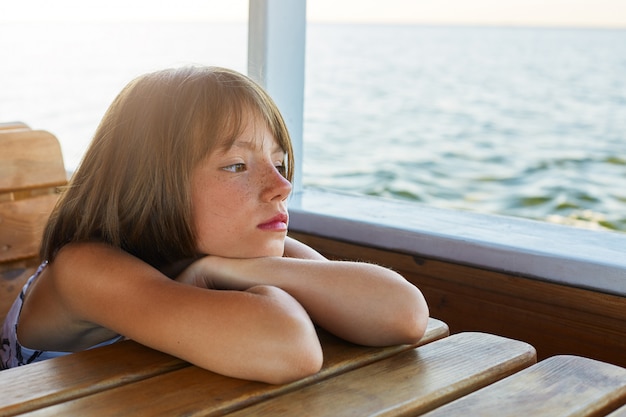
[{"xmin": 41, "ymin": 66, "xmax": 293, "ymax": 268}]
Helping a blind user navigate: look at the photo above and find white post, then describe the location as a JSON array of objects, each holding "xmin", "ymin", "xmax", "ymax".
[{"xmin": 248, "ymin": 0, "xmax": 306, "ymax": 194}]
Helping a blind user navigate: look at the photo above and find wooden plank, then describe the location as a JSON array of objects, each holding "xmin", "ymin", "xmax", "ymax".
[
  {"xmin": 225, "ymin": 332, "xmax": 536, "ymax": 416},
  {"xmin": 18, "ymin": 319, "xmax": 449, "ymax": 416},
  {"xmin": 0, "ymin": 194, "xmax": 58, "ymax": 263},
  {"xmin": 0, "ymin": 130, "xmax": 67, "ymax": 193},
  {"xmin": 309, "ymin": 318, "xmax": 448, "ymax": 382},
  {"xmin": 0, "ymin": 128, "xmax": 66, "ymax": 266},
  {"xmin": 423, "ymin": 355, "xmax": 626, "ymax": 417},
  {"xmin": 289, "ymin": 232, "xmax": 626, "ymax": 368},
  {"xmin": 0, "ymin": 340, "xmax": 188, "ymax": 417}
]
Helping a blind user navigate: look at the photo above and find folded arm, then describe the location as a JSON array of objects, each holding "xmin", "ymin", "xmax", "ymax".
[
  {"xmin": 18, "ymin": 242, "xmax": 323, "ymax": 384},
  {"xmin": 176, "ymin": 237, "xmax": 429, "ymax": 346}
]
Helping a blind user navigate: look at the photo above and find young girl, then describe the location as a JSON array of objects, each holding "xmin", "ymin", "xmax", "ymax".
[{"xmin": 0, "ymin": 66, "xmax": 429, "ymax": 383}]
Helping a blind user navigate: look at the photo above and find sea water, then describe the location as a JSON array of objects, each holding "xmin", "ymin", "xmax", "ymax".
[{"xmin": 1, "ymin": 22, "xmax": 625, "ymax": 232}]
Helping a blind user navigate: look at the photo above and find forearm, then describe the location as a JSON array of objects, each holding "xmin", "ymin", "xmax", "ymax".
[{"xmin": 193, "ymin": 256, "xmax": 429, "ymax": 346}]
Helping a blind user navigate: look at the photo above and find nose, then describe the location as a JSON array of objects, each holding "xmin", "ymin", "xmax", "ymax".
[{"xmin": 261, "ymin": 164, "xmax": 292, "ymax": 202}]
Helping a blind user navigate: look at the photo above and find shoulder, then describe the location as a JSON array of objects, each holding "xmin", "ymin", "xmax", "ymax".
[
  {"xmin": 17, "ymin": 243, "xmax": 131, "ymax": 351},
  {"xmin": 52, "ymin": 241, "xmax": 128, "ymax": 266},
  {"xmin": 49, "ymin": 242, "xmax": 165, "ymax": 290},
  {"xmin": 33, "ymin": 241, "xmax": 174, "ymax": 338},
  {"xmin": 20, "ymin": 241, "xmax": 175, "ymax": 351},
  {"xmin": 48, "ymin": 242, "xmax": 170, "ymax": 309}
]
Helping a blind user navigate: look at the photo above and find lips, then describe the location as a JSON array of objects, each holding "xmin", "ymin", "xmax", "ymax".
[{"xmin": 258, "ymin": 212, "xmax": 289, "ymax": 231}]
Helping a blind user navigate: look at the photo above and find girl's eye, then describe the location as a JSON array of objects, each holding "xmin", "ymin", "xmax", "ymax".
[
  {"xmin": 223, "ymin": 163, "xmax": 246, "ymax": 173},
  {"xmin": 275, "ymin": 163, "xmax": 286, "ymax": 177}
]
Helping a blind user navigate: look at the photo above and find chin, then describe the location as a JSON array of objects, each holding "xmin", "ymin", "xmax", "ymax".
[
  {"xmin": 222, "ymin": 242, "xmax": 285, "ymax": 259},
  {"xmin": 255, "ymin": 240, "xmax": 286, "ymax": 258},
  {"xmin": 198, "ymin": 235, "xmax": 285, "ymax": 258},
  {"xmin": 257, "ymin": 246, "xmax": 285, "ymax": 258}
]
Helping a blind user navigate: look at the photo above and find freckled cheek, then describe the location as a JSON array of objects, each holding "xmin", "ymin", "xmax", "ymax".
[
  {"xmin": 194, "ymin": 183, "xmax": 255, "ymax": 234},
  {"xmin": 191, "ymin": 175, "xmax": 258, "ymax": 230},
  {"xmin": 193, "ymin": 185, "xmax": 258, "ymax": 254},
  {"xmin": 217, "ymin": 182, "xmax": 255, "ymax": 210}
]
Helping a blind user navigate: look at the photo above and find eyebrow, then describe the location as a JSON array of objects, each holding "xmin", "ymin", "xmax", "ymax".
[{"xmin": 230, "ymin": 138, "xmax": 285, "ymax": 155}]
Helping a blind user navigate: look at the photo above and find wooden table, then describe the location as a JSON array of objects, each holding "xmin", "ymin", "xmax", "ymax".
[
  {"xmin": 1, "ymin": 317, "xmax": 624, "ymax": 416},
  {"xmin": 422, "ymin": 355, "xmax": 626, "ymax": 417}
]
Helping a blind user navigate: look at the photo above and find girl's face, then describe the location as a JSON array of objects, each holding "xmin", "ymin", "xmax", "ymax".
[{"xmin": 190, "ymin": 115, "xmax": 292, "ymax": 258}]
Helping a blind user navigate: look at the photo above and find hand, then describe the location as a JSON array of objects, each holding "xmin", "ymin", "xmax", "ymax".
[{"xmin": 174, "ymin": 256, "xmax": 218, "ymax": 289}]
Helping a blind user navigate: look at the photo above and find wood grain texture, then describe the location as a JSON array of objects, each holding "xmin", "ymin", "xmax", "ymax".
[
  {"xmin": 1, "ymin": 128, "xmax": 66, "ymax": 316},
  {"xmin": 17, "ymin": 319, "xmax": 448, "ymax": 416},
  {"xmin": 0, "ymin": 340, "xmax": 188, "ymax": 417},
  {"xmin": 423, "ymin": 355, "xmax": 626, "ymax": 417},
  {"xmin": 0, "ymin": 129, "xmax": 66, "ymax": 193},
  {"xmin": 0, "ymin": 194, "xmax": 59, "ymax": 263},
  {"xmin": 289, "ymin": 232, "xmax": 626, "ymax": 368},
  {"xmin": 225, "ymin": 332, "xmax": 536, "ymax": 417}
]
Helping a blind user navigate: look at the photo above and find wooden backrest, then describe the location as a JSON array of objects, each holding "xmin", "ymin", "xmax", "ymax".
[
  {"xmin": 0, "ymin": 121, "xmax": 30, "ymax": 132},
  {"xmin": 0, "ymin": 126, "xmax": 67, "ymax": 320},
  {"xmin": 608, "ymin": 404, "xmax": 626, "ymax": 416}
]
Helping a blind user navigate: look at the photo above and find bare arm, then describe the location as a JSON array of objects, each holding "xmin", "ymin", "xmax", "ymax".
[
  {"xmin": 18, "ymin": 242, "xmax": 322, "ymax": 384},
  {"xmin": 177, "ymin": 238, "xmax": 429, "ymax": 347}
]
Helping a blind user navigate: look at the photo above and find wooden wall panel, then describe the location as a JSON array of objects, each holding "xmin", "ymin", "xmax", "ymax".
[{"xmin": 289, "ymin": 231, "xmax": 626, "ymax": 368}]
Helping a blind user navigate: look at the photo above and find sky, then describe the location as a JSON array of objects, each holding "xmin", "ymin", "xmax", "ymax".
[{"xmin": 1, "ymin": 0, "xmax": 626, "ymax": 27}]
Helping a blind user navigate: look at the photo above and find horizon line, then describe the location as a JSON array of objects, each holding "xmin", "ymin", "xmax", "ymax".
[{"xmin": 1, "ymin": 18, "xmax": 626, "ymax": 30}]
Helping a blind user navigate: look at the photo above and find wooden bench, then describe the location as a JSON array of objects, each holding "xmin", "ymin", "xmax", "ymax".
[
  {"xmin": 422, "ymin": 355, "xmax": 626, "ymax": 416},
  {"xmin": 0, "ymin": 125, "xmax": 67, "ymax": 321}
]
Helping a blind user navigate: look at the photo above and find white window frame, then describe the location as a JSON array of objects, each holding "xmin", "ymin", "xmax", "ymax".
[{"xmin": 247, "ymin": 0, "xmax": 626, "ymax": 296}]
